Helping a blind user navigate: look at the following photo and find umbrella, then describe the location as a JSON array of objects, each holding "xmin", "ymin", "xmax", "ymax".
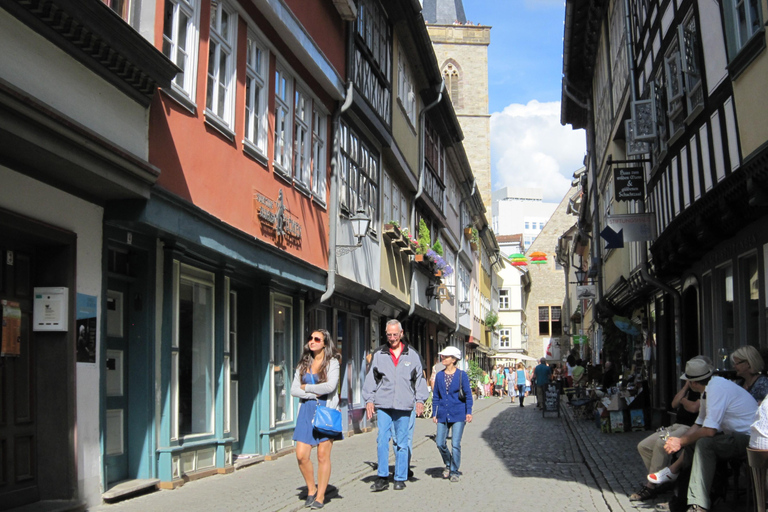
[{"xmin": 613, "ymin": 315, "xmax": 641, "ymax": 336}]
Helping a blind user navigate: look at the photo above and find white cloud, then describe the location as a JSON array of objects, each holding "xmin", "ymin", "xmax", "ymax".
[{"xmin": 490, "ymin": 100, "xmax": 586, "ymax": 203}]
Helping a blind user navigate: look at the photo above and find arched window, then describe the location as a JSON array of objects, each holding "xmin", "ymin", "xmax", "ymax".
[{"xmin": 442, "ymin": 61, "xmax": 461, "ymax": 108}]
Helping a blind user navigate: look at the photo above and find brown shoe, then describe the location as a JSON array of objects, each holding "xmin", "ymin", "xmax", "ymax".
[{"xmin": 629, "ymin": 486, "xmax": 656, "ymax": 501}]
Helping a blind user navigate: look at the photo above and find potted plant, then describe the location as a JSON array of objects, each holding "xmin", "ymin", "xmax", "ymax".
[
  {"xmin": 469, "ymin": 227, "xmax": 479, "ymax": 251},
  {"xmin": 414, "ymin": 219, "xmax": 431, "ymax": 261},
  {"xmin": 400, "ymin": 227, "xmax": 416, "ymax": 255},
  {"xmin": 383, "ymin": 220, "xmax": 401, "ymax": 240},
  {"xmin": 432, "ymin": 239, "xmax": 444, "ymax": 256},
  {"xmin": 464, "ymin": 224, "xmax": 473, "ymax": 240},
  {"xmin": 484, "ymin": 310, "xmax": 499, "ymax": 332},
  {"xmin": 432, "ymin": 253, "xmax": 448, "ymax": 277}
]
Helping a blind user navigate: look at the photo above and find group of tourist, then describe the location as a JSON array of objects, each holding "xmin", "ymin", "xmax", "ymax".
[
  {"xmin": 289, "ymin": 319, "xmax": 472, "ymax": 508},
  {"xmin": 628, "ymin": 346, "xmax": 768, "ymax": 512}
]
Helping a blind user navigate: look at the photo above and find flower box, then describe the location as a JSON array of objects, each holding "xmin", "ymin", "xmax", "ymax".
[
  {"xmin": 400, "ymin": 244, "xmax": 415, "ymax": 256},
  {"xmin": 394, "ymin": 235, "xmax": 409, "ymax": 248},
  {"xmin": 470, "ymin": 241, "xmax": 478, "ymax": 252},
  {"xmin": 414, "ymin": 254, "xmax": 425, "ymax": 262},
  {"xmin": 464, "ymin": 227, "xmax": 473, "ymax": 240},
  {"xmin": 383, "ymin": 224, "xmax": 401, "ymax": 240}
]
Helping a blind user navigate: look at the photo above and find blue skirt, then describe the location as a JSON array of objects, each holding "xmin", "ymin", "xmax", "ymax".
[{"xmin": 292, "ymin": 400, "xmax": 344, "ymax": 445}]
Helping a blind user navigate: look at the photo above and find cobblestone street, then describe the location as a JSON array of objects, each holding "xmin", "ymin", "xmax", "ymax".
[{"xmin": 91, "ymin": 396, "xmax": 753, "ymax": 512}]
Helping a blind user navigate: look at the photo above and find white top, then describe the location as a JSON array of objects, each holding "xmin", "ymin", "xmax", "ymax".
[
  {"xmin": 750, "ymin": 396, "xmax": 768, "ymax": 449},
  {"xmin": 566, "ymin": 363, "xmax": 575, "ymax": 378},
  {"xmin": 695, "ymin": 376, "xmax": 757, "ymax": 435}
]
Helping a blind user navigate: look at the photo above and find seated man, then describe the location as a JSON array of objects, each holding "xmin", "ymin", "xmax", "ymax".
[
  {"xmin": 630, "ymin": 367, "xmax": 702, "ymax": 501},
  {"xmin": 659, "ymin": 357, "xmax": 757, "ymax": 512}
]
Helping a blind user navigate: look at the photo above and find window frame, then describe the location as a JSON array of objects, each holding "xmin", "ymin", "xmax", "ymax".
[
  {"xmin": 499, "ymin": 289, "xmax": 510, "ymax": 310},
  {"xmin": 293, "ymin": 87, "xmax": 312, "ymax": 191},
  {"xmin": 162, "ymin": 0, "xmax": 201, "ymax": 108},
  {"xmin": 171, "ymin": 261, "xmax": 216, "ymax": 440},
  {"xmin": 205, "ymin": 0, "xmax": 237, "ymax": 132},
  {"xmin": 311, "ymin": 107, "xmax": 328, "ymax": 205},
  {"xmin": 397, "ymin": 47, "xmax": 417, "ymax": 127},
  {"xmin": 243, "ymin": 30, "xmax": 269, "ymax": 160},
  {"xmin": 339, "ymin": 121, "xmax": 379, "ymax": 232},
  {"xmin": 723, "ymin": 0, "xmax": 766, "ymax": 77},
  {"xmin": 270, "ymin": 293, "xmax": 294, "ymax": 427},
  {"xmin": 273, "ymin": 64, "xmax": 294, "ymax": 177}
]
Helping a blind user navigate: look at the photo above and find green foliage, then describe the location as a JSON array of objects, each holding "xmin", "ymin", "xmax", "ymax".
[
  {"xmin": 471, "ymin": 227, "xmax": 479, "ymax": 244},
  {"xmin": 484, "ymin": 310, "xmax": 499, "ymax": 331},
  {"xmin": 417, "ymin": 218, "xmax": 431, "ymax": 255},
  {"xmin": 432, "ymin": 239, "xmax": 444, "ymax": 256},
  {"xmin": 388, "ymin": 220, "xmax": 399, "ymax": 228},
  {"xmin": 467, "ymin": 359, "xmax": 483, "ymax": 383}
]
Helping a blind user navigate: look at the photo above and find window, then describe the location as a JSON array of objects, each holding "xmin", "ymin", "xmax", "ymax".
[
  {"xmin": 524, "ymin": 222, "xmax": 530, "ymax": 230},
  {"xmin": 538, "ymin": 306, "xmax": 562, "ymax": 336},
  {"xmin": 443, "ymin": 61, "xmax": 460, "ymax": 108},
  {"xmin": 398, "ymin": 49, "xmax": 416, "ymax": 125},
  {"xmin": 499, "ymin": 289, "xmax": 510, "ymax": 310},
  {"xmin": 339, "ymin": 121, "xmax": 379, "ymax": 226},
  {"xmin": 311, "ymin": 108, "xmax": 327, "ymax": 203},
  {"xmin": 271, "ymin": 294, "xmax": 293, "ymax": 426},
  {"xmin": 172, "ymin": 263, "xmax": 215, "ymax": 438},
  {"xmin": 722, "ymin": 0, "xmax": 764, "ymax": 75},
  {"xmin": 244, "ymin": 32, "xmax": 268, "ymax": 156},
  {"xmin": 499, "ymin": 329, "xmax": 510, "ymax": 348},
  {"xmin": 539, "ymin": 222, "xmax": 545, "ymax": 230},
  {"xmin": 381, "ymin": 170, "xmax": 408, "ymax": 229},
  {"xmin": 224, "ymin": 282, "xmax": 236, "ymax": 435},
  {"xmin": 423, "ymin": 118, "xmax": 446, "ymax": 212},
  {"xmin": 293, "ymin": 88, "xmax": 312, "ymax": 189},
  {"xmin": 274, "ymin": 66, "xmax": 293, "ymax": 175},
  {"xmin": 162, "ymin": 0, "xmax": 200, "ymax": 101},
  {"xmin": 205, "ymin": 0, "xmax": 236, "ymax": 128},
  {"xmin": 739, "ymin": 253, "xmax": 759, "ymax": 347},
  {"xmin": 680, "ymin": 13, "xmax": 704, "ymax": 116},
  {"xmin": 102, "ymin": 0, "xmax": 130, "ymax": 21},
  {"xmin": 354, "ymin": 0, "xmax": 392, "ymax": 122}
]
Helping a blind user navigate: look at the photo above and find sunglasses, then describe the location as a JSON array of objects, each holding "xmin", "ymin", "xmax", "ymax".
[{"xmin": 308, "ymin": 336, "xmax": 324, "ymax": 343}]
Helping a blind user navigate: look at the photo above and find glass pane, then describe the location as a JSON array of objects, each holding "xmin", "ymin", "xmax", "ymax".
[
  {"xmin": 720, "ymin": 265, "xmax": 735, "ymax": 355},
  {"xmin": 163, "ymin": 0, "xmax": 174, "ymax": 41},
  {"xmin": 221, "ymin": 9, "xmax": 229, "ymax": 40},
  {"xmin": 272, "ymin": 302, "xmax": 291, "ymax": 424},
  {"xmin": 742, "ymin": 255, "xmax": 759, "ymax": 347},
  {"xmin": 178, "ymin": 278, "xmax": 214, "ymax": 435}
]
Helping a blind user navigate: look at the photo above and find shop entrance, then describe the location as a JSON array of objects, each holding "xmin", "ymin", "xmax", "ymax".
[{"xmin": 0, "ymin": 243, "xmax": 37, "ymax": 510}]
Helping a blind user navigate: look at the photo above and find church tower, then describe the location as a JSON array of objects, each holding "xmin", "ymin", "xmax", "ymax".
[{"xmin": 424, "ymin": 0, "xmax": 492, "ymax": 212}]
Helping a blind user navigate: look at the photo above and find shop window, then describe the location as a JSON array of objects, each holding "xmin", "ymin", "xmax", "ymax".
[
  {"xmin": 271, "ymin": 294, "xmax": 293, "ymax": 426},
  {"xmin": 172, "ymin": 263, "xmax": 215, "ymax": 438},
  {"xmin": 715, "ymin": 264, "xmax": 735, "ymax": 357},
  {"xmin": 740, "ymin": 253, "xmax": 759, "ymax": 347}
]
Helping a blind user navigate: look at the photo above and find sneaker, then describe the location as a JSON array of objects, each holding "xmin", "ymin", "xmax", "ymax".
[
  {"xmin": 370, "ymin": 477, "xmax": 389, "ymax": 492},
  {"xmin": 309, "ymin": 501, "xmax": 324, "ymax": 510},
  {"xmin": 629, "ymin": 486, "xmax": 657, "ymax": 501},
  {"xmin": 449, "ymin": 474, "xmax": 460, "ymax": 483},
  {"xmin": 648, "ymin": 467, "xmax": 679, "ymax": 485},
  {"xmin": 393, "ymin": 481, "xmax": 406, "ymax": 490},
  {"xmin": 305, "ymin": 493, "xmax": 316, "ymax": 507},
  {"xmin": 442, "ymin": 468, "xmax": 450, "ymax": 479}
]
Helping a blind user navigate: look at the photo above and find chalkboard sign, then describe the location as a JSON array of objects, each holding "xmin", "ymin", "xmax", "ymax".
[{"xmin": 543, "ymin": 382, "xmax": 560, "ymax": 417}]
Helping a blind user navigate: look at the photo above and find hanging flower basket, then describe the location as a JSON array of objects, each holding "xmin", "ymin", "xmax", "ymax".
[
  {"xmin": 470, "ymin": 241, "xmax": 478, "ymax": 252},
  {"xmin": 464, "ymin": 227, "xmax": 473, "ymax": 240}
]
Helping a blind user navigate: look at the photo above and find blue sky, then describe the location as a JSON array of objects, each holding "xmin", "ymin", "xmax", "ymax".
[{"xmin": 462, "ymin": 0, "xmax": 587, "ymax": 202}]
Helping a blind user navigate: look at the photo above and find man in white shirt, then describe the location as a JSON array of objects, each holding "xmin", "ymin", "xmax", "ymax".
[{"xmin": 661, "ymin": 357, "xmax": 757, "ymax": 512}]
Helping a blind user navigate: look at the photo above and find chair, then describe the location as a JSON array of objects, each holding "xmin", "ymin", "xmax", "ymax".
[{"xmin": 747, "ymin": 447, "xmax": 768, "ymax": 512}]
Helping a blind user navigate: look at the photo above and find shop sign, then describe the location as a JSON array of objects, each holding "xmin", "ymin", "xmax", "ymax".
[
  {"xmin": 613, "ymin": 167, "xmax": 645, "ymax": 201},
  {"xmin": 572, "ymin": 334, "xmax": 588, "ymax": 345},
  {"xmin": 576, "ymin": 285, "xmax": 596, "ymax": 300},
  {"xmin": 255, "ymin": 189, "xmax": 302, "ymax": 243}
]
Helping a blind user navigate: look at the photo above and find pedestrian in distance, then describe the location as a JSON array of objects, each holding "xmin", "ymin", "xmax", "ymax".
[
  {"xmin": 494, "ymin": 365, "xmax": 505, "ymax": 399},
  {"xmin": 432, "ymin": 346, "xmax": 473, "ymax": 483},
  {"xmin": 515, "ymin": 362, "xmax": 527, "ymax": 407},
  {"xmin": 363, "ymin": 319, "xmax": 428, "ymax": 492},
  {"xmin": 290, "ymin": 329, "xmax": 342, "ymax": 509},
  {"xmin": 532, "ymin": 358, "xmax": 552, "ymax": 409}
]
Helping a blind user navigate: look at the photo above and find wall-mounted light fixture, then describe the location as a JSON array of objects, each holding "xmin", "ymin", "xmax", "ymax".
[
  {"xmin": 459, "ymin": 300, "xmax": 470, "ymax": 314},
  {"xmin": 336, "ymin": 207, "xmax": 372, "ymax": 256}
]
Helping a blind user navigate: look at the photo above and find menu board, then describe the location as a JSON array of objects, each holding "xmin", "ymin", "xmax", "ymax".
[{"xmin": 543, "ymin": 382, "xmax": 560, "ymax": 417}]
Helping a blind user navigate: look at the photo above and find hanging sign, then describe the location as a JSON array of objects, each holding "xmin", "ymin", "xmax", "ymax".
[
  {"xmin": 576, "ymin": 285, "xmax": 596, "ymax": 300},
  {"xmin": 254, "ymin": 189, "xmax": 302, "ymax": 244},
  {"xmin": 614, "ymin": 167, "xmax": 645, "ymax": 201},
  {"xmin": 2, "ymin": 300, "xmax": 22, "ymax": 357}
]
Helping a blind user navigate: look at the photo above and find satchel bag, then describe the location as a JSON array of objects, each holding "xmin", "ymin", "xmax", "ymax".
[
  {"xmin": 458, "ymin": 370, "xmax": 466, "ymax": 402},
  {"xmin": 312, "ymin": 401, "xmax": 342, "ymax": 437}
]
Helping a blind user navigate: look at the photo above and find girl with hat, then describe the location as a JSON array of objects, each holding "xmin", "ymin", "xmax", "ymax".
[{"xmin": 432, "ymin": 346, "xmax": 473, "ymax": 482}]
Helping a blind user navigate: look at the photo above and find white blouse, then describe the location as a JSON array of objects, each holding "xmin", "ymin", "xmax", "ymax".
[{"xmin": 750, "ymin": 396, "xmax": 768, "ymax": 449}]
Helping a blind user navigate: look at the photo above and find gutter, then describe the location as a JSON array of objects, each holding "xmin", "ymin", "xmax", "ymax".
[
  {"xmin": 311, "ymin": 81, "xmax": 354, "ymax": 309},
  {"xmin": 408, "ymin": 80, "xmax": 445, "ymax": 318}
]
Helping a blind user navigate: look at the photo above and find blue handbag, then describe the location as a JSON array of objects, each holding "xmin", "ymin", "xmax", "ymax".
[{"xmin": 312, "ymin": 402, "xmax": 342, "ymax": 437}]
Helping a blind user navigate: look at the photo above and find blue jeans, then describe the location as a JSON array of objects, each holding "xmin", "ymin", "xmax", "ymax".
[
  {"xmin": 391, "ymin": 408, "xmax": 417, "ymax": 475},
  {"xmin": 435, "ymin": 421, "xmax": 466, "ymax": 475},
  {"xmin": 377, "ymin": 408, "xmax": 410, "ymax": 481}
]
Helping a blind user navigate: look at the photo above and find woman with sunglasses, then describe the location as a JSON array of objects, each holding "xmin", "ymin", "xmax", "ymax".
[
  {"xmin": 432, "ymin": 346, "xmax": 473, "ymax": 482},
  {"xmin": 291, "ymin": 329, "xmax": 342, "ymax": 509}
]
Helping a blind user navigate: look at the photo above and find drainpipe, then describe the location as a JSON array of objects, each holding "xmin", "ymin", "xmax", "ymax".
[
  {"xmin": 314, "ymin": 81, "xmax": 354, "ymax": 307},
  {"xmin": 408, "ymin": 81, "xmax": 445, "ymax": 317}
]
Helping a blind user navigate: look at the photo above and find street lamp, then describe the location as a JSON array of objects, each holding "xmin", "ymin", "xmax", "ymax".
[
  {"xmin": 574, "ymin": 268, "xmax": 587, "ymax": 284},
  {"xmin": 336, "ymin": 207, "xmax": 372, "ymax": 256}
]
